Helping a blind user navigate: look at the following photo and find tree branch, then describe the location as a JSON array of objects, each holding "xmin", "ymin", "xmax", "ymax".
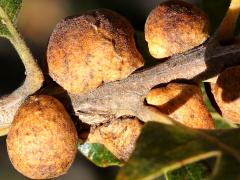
[
  {"xmin": 69, "ymin": 41, "xmax": 240, "ymax": 125},
  {"xmin": 1, "ymin": 36, "xmax": 240, "ymax": 128}
]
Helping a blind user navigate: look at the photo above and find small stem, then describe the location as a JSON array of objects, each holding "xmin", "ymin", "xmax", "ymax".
[
  {"xmin": 0, "ymin": 7, "xmax": 43, "ymax": 96},
  {"xmin": 218, "ymin": 0, "xmax": 240, "ymax": 43},
  {"xmin": 0, "ymin": 7, "xmax": 43, "ymax": 133}
]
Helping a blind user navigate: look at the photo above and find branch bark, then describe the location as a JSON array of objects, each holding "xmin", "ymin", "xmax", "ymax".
[
  {"xmin": 69, "ymin": 41, "xmax": 240, "ymax": 125},
  {"xmin": 1, "ymin": 39, "xmax": 240, "ymax": 128}
]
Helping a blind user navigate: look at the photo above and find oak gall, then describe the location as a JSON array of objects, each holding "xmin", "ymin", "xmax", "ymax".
[
  {"xmin": 145, "ymin": 0, "xmax": 210, "ymax": 59},
  {"xmin": 7, "ymin": 95, "xmax": 78, "ymax": 179},
  {"xmin": 47, "ymin": 9, "xmax": 144, "ymax": 94}
]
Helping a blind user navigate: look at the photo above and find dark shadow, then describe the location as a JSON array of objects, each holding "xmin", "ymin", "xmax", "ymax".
[
  {"xmin": 70, "ymin": 0, "xmax": 199, "ymax": 31},
  {"xmin": 0, "ymin": 38, "xmax": 25, "ymax": 96},
  {"xmin": 205, "ymin": 82, "xmax": 221, "ymax": 114},
  {"xmin": 134, "ymin": 32, "xmax": 165, "ymax": 69},
  {"xmin": 70, "ymin": 0, "xmax": 158, "ymax": 30}
]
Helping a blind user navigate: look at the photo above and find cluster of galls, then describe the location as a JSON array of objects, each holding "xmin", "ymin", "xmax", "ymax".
[{"xmin": 6, "ymin": 0, "xmax": 239, "ymax": 179}]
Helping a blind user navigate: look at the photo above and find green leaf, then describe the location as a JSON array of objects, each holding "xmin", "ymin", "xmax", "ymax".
[
  {"xmin": 210, "ymin": 112, "xmax": 237, "ymax": 129},
  {"xmin": 78, "ymin": 142, "xmax": 123, "ymax": 167},
  {"xmin": 117, "ymin": 122, "xmax": 240, "ymax": 180},
  {"xmin": 0, "ymin": 0, "xmax": 22, "ymax": 37},
  {"xmin": 165, "ymin": 162, "xmax": 209, "ymax": 180}
]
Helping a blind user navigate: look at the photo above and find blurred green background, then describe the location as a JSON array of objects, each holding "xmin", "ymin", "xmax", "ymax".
[{"xmin": 0, "ymin": 0, "xmax": 198, "ymax": 179}]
